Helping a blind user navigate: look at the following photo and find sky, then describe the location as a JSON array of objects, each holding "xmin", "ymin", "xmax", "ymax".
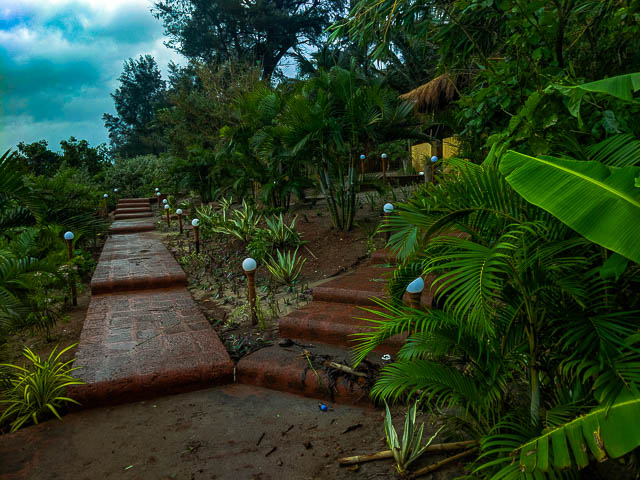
[{"xmin": 0, "ymin": 0, "xmax": 185, "ymax": 152}]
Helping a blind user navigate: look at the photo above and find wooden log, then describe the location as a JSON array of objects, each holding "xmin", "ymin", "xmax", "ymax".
[
  {"xmin": 337, "ymin": 440, "xmax": 477, "ymax": 465},
  {"xmin": 409, "ymin": 448, "xmax": 477, "ymax": 479},
  {"xmin": 323, "ymin": 361, "xmax": 368, "ymax": 378}
]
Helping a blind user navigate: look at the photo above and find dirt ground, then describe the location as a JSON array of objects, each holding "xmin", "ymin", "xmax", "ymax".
[
  {"xmin": 0, "ymin": 384, "xmax": 465, "ymax": 480},
  {"xmin": 0, "ymin": 191, "xmax": 473, "ymax": 480}
]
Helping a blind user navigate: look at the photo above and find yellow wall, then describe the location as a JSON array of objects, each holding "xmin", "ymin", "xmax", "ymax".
[
  {"xmin": 442, "ymin": 137, "xmax": 461, "ymax": 159},
  {"xmin": 410, "ymin": 142, "xmax": 432, "ymax": 172}
]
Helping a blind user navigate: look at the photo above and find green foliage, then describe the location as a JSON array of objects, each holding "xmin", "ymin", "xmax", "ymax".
[
  {"xmin": 384, "ymin": 401, "xmax": 443, "ymax": 474},
  {"xmin": 265, "ymin": 249, "xmax": 306, "ymax": 287},
  {"xmin": 0, "ymin": 344, "xmax": 83, "ymax": 432},
  {"xmin": 263, "ymin": 214, "xmax": 303, "ymax": 249},
  {"xmin": 500, "ymin": 151, "xmax": 640, "ymax": 263},
  {"xmin": 102, "ymin": 154, "xmax": 176, "ymax": 198},
  {"xmin": 103, "ymin": 55, "xmax": 167, "ymax": 157}
]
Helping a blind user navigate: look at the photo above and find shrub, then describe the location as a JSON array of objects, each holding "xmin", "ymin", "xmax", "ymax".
[
  {"xmin": 265, "ymin": 249, "xmax": 306, "ymax": 287},
  {"xmin": 0, "ymin": 344, "xmax": 84, "ymax": 432},
  {"xmin": 102, "ymin": 154, "xmax": 177, "ymax": 198}
]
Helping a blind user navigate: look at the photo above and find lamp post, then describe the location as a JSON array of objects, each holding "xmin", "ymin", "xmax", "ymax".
[
  {"xmin": 383, "ymin": 203, "xmax": 394, "ymax": 243},
  {"xmin": 103, "ymin": 193, "xmax": 109, "ymax": 217},
  {"xmin": 113, "ymin": 188, "xmax": 119, "ymax": 204},
  {"xmin": 64, "ymin": 231, "xmax": 77, "ymax": 306},
  {"xmin": 156, "ymin": 191, "xmax": 161, "ymax": 208},
  {"xmin": 381, "ymin": 153, "xmax": 387, "ymax": 182},
  {"xmin": 192, "ymin": 218, "xmax": 200, "ymax": 253},
  {"xmin": 176, "ymin": 208, "xmax": 183, "ymax": 234},
  {"xmin": 360, "ymin": 154, "xmax": 366, "ymax": 177},
  {"xmin": 406, "ymin": 277, "xmax": 424, "ymax": 309},
  {"xmin": 242, "ymin": 258, "xmax": 258, "ymax": 326},
  {"xmin": 164, "ymin": 204, "xmax": 170, "ymax": 227},
  {"xmin": 430, "ymin": 156, "xmax": 438, "ymax": 184}
]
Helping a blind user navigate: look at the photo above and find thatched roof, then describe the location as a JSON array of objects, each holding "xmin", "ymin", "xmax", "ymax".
[{"xmin": 399, "ymin": 74, "xmax": 459, "ymax": 113}]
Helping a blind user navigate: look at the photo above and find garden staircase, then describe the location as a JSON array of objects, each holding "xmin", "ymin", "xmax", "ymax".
[
  {"xmin": 70, "ymin": 198, "xmax": 233, "ymax": 407},
  {"xmin": 236, "ymin": 249, "xmax": 434, "ymax": 405},
  {"xmin": 109, "ymin": 198, "xmax": 155, "ymax": 233}
]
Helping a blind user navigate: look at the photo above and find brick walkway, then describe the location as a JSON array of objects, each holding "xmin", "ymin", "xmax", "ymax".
[{"xmin": 71, "ymin": 198, "xmax": 233, "ymax": 406}]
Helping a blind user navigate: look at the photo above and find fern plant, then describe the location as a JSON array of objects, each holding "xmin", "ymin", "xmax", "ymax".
[
  {"xmin": 265, "ymin": 249, "xmax": 306, "ymax": 287},
  {"xmin": 0, "ymin": 344, "xmax": 84, "ymax": 432}
]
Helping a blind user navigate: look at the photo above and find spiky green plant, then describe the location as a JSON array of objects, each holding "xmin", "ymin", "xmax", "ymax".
[
  {"xmin": 0, "ymin": 344, "xmax": 84, "ymax": 432},
  {"xmin": 384, "ymin": 401, "xmax": 443, "ymax": 474},
  {"xmin": 265, "ymin": 249, "xmax": 306, "ymax": 287},
  {"xmin": 263, "ymin": 213, "xmax": 302, "ymax": 248}
]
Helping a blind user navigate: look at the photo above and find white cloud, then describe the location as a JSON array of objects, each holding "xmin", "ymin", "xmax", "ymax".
[{"xmin": 0, "ymin": 0, "xmax": 184, "ymax": 151}]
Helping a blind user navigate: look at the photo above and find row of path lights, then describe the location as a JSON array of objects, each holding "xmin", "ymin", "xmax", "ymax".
[
  {"xmin": 358, "ymin": 153, "xmax": 389, "ymax": 180},
  {"xmin": 63, "ymin": 231, "xmax": 77, "ymax": 306},
  {"xmin": 239, "ymin": 254, "xmax": 426, "ymax": 327}
]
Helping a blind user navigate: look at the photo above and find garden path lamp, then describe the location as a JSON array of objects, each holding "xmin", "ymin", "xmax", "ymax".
[
  {"xmin": 156, "ymin": 191, "xmax": 161, "ymax": 208},
  {"xmin": 430, "ymin": 155, "xmax": 438, "ymax": 183},
  {"xmin": 383, "ymin": 203, "xmax": 394, "ymax": 243},
  {"xmin": 64, "ymin": 231, "xmax": 77, "ymax": 306},
  {"xmin": 155, "ymin": 187, "xmax": 159, "ymax": 192},
  {"xmin": 113, "ymin": 188, "xmax": 119, "ymax": 204},
  {"xmin": 164, "ymin": 204, "xmax": 171, "ymax": 227},
  {"xmin": 102, "ymin": 193, "xmax": 109, "ymax": 217},
  {"xmin": 381, "ymin": 153, "xmax": 388, "ymax": 182},
  {"xmin": 360, "ymin": 154, "xmax": 366, "ymax": 176},
  {"xmin": 176, "ymin": 208, "xmax": 183, "ymax": 234},
  {"xmin": 192, "ymin": 218, "xmax": 200, "ymax": 253},
  {"xmin": 242, "ymin": 257, "xmax": 258, "ymax": 326},
  {"xmin": 406, "ymin": 277, "xmax": 425, "ymax": 309}
]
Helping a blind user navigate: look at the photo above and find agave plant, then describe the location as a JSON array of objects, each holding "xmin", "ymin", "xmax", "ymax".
[
  {"xmin": 263, "ymin": 213, "xmax": 302, "ymax": 248},
  {"xmin": 384, "ymin": 401, "xmax": 443, "ymax": 474},
  {"xmin": 0, "ymin": 344, "xmax": 84, "ymax": 432},
  {"xmin": 265, "ymin": 248, "xmax": 306, "ymax": 287}
]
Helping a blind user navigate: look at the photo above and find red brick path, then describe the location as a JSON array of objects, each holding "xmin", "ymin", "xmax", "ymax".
[{"xmin": 71, "ymin": 198, "xmax": 233, "ymax": 406}]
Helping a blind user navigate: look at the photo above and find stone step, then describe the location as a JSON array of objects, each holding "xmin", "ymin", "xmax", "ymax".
[
  {"xmin": 237, "ymin": 343, "xmax": 382, "ymax": 405},
  {"xmin": 90, "ymin": 233, "xmax": 186, "ymax": 294},
  {"xmin": 370, "ymin": 248, "xmax": 398, "ymax": 265},
  {"xmin": 114, "ymin": 212, "xmax": 154, "ymax": 220},
  {"xmin": 119, "ymin": 197, "xmax": 150, "ymax": 202},
  {"xmin": 70, "ymin": 288, "xmax": 234, "ymax": 406},
  {"xmin": 279, "ymin": 301, "xmax": 406, "ymax": 353},
  {"xmin": 114, "ymin": 207, "xmax": 152, "ymax": 215},
  {"xmin": 109, "ymin": 219, "xmax": 155, "ymax": 234}
]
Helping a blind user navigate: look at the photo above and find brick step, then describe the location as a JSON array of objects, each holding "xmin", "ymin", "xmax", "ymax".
[
  {"xmin": 114, "ymin": 212, "xmax": 154, "ymax": 220},
  {"xmin": 109, "ymin": 219, "xmax": 155, "ymax": 234},
  {"xmin": 117, "ymin": 201, "xmax": 151, "ymax": 208},
  {"xmin": 279, "ymin": 301, "xmax": 406, "ymax": 353},
  {"xmin": 312, "ymin": 264, "xmax": 391, "ymax": 306},
  {"xmin": 70, "ymin": 288, "xmax": 234, "ymax": 407},
  {"xmin": 114, "ymin": 207, "xmax": 152, "ymax": 214},
  {"xmin": 370, "ymin": 248, "xmax": 398, "ymax": 265},
  {"xmin": 237, "ymin": 343, "xmax": 383, "ymax": 405},
  {"xmin": 119, "ymin": 198, "xmax": 151, "ymax": 204},
  {"xmin": 90, "ymin": 233, "xmax": 186, "ymax": 294}
]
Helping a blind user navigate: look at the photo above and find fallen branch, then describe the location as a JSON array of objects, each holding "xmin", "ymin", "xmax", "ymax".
[
  {"xmin": 303, "ymin": 244, "xmax": 318, "ymax": 260},
  {"xmin": 323, "ymin": 361, "xmax": 368, "ymax": 378},
  {"xmin": 409, "ymin": 448, "xmax": 477, "ymax": 479},
  {"xmin": 337, "ymin": 440, "xmax": 477, "ymax": 465}
]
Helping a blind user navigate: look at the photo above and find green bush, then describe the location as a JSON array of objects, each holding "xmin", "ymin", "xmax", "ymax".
[
  {"xmin": 0, "ymin": 344, "xmax": 83, "ymax": 432},
  {"xmin": 102, "ymin": 154, "xmax": 177, "ymax": 198}
]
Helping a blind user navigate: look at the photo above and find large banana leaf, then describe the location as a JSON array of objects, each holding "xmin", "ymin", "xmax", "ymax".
[
  {"xmin": 517, "ymin": 397, "xmax": 640, "ymax": 473},
  {"xmin": 500, "ymin": 151, "xmax": 640, "ymax": 263}
]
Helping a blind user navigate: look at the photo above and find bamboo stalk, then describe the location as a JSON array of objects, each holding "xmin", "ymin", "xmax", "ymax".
[
  {"xmin": 337, "ymin": 441, "xmax": 477, "ymax": 466},
  {"xmin": 323, "ymin": 361, "xmax": 368, "ymax": 378},
  {"xmin": 409, "ymin": 448, "xmax": 477, "ymax": 479}
]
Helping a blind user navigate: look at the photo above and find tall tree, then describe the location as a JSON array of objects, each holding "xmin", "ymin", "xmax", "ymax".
[
  {"xmin": 16, "ymin": 140, "xmax": 62, "ymax": 177},
  {"xmin": 59, "ymin": 137, "xmax": 110, "ymax": 177},
  {"xmin": 153, "ymin": 0, "xmax": 347, "ymax": 79},
  {"xmin": 103, "ymin": 55, "xmax": 167, "ymax": 157}
]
